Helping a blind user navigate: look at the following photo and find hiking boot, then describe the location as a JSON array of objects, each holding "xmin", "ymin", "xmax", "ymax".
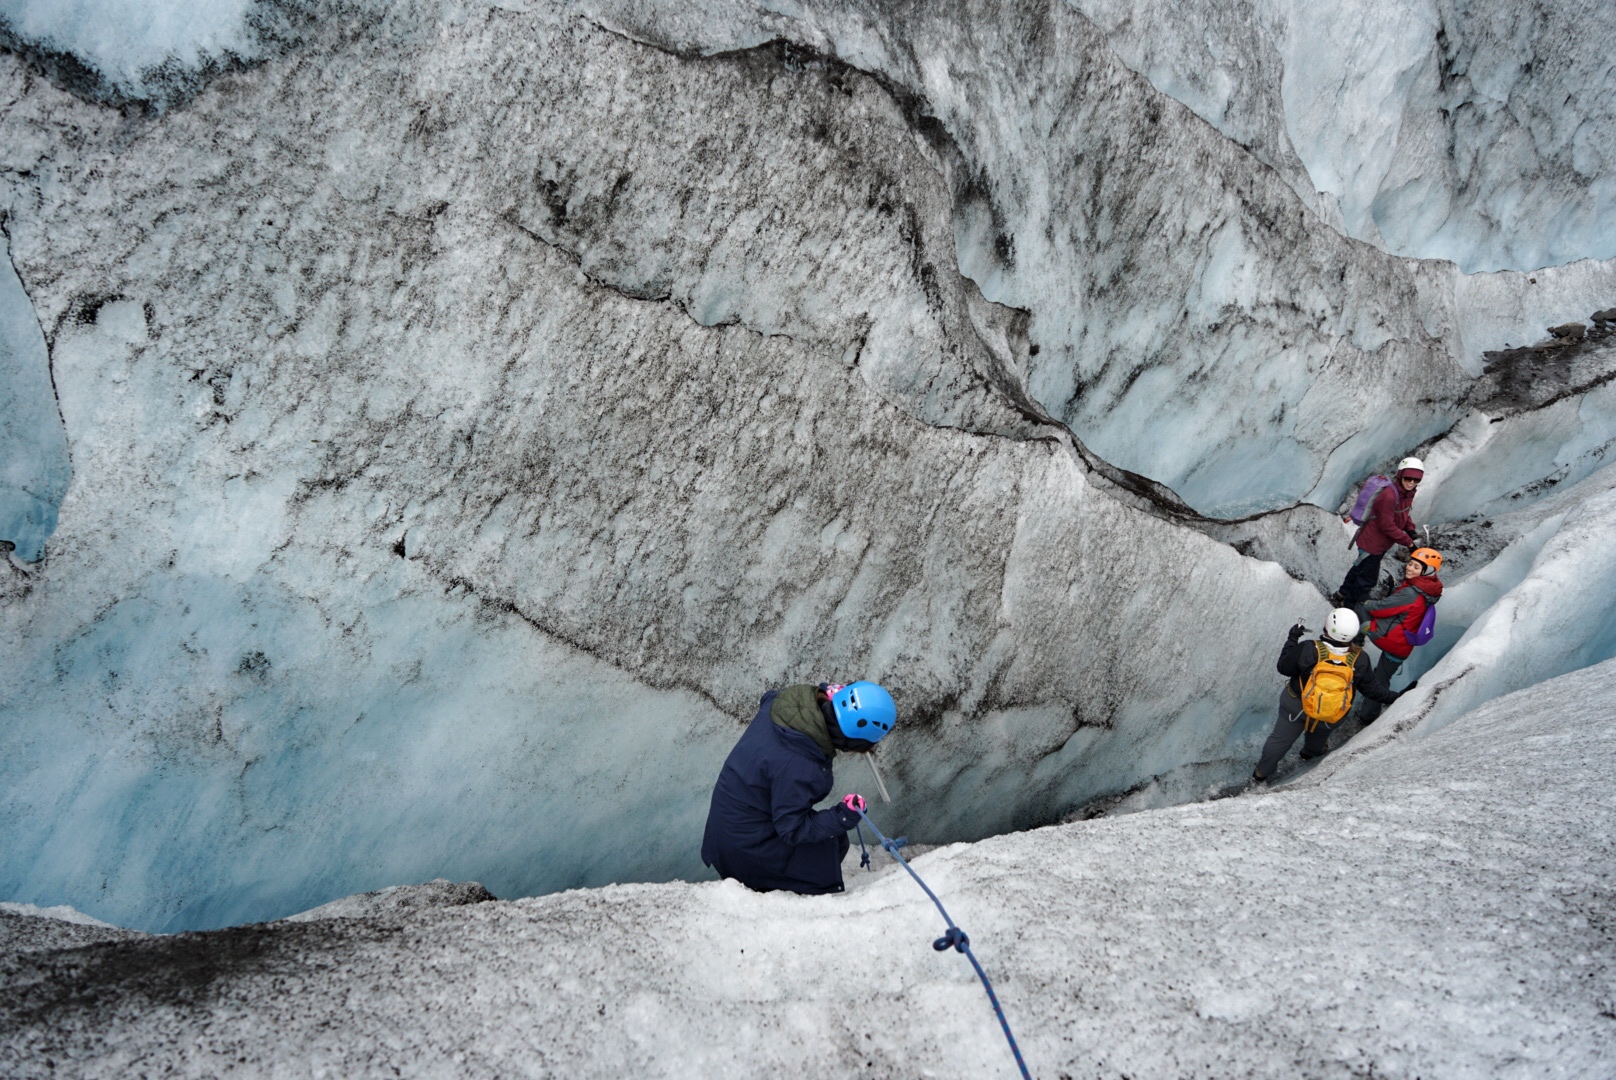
[
  {"xmin": 1251, "ymin": 770, "xmax": 1268, "ymax": 783},
  {"xmin": 1328, "ymin": 592, "xmax": 1346, "ymax": 607}
]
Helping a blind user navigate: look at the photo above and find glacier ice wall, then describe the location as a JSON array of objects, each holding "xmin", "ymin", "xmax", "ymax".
[
  {"xmin": 0, "ymin": 230, "xmax": 69, "ymax": 562},
  {"xmin": 0, "ymin": 6, "xmax": 1333, "ymax": 930},
  {"xmin": 585, "ymin": 0, "xmax": 1479, "ymax": 515},
  {"xmin": 1065, "ymin": 0, "xmax": 1616, "ymax": 272}
]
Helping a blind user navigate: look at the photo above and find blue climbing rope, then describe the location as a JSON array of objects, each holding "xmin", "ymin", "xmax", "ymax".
[{"xmin": 855, "ymin": 808, "xmax": 1034, "ymax": 1080}]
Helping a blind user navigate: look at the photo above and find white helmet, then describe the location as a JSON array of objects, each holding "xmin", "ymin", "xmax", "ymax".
[
  {"xmin": 1323, "ymin": 608, "xmax": 1360, "ymax": 644},
  {"xmin": 1397, "ymin": 456, "xmax": 1425, "ymax": 475}
]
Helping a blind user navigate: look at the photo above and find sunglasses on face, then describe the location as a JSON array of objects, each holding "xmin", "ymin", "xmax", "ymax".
[{"xmin": 1402, "ymin": 477, "xmax": 1421, "ymax": 486}]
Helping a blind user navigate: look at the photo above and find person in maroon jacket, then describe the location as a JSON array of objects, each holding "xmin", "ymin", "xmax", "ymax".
[
  {"xmin": 1356, "ymin": 547, "xmax": 1443, "ymax": 724},
  {"xmin": 1334, "ymin": 457, "xmax": 1425, "ymax": 606}
]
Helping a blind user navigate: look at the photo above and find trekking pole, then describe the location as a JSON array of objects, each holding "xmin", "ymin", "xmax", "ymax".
[{"xmin": 866, "ymin": 753, "xmax": 892, "ymax": 803}]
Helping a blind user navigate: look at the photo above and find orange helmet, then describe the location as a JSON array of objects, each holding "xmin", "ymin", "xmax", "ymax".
[{"xmin": 1411, "ymin": 547, "xmax": 1442, "ymax": 573}]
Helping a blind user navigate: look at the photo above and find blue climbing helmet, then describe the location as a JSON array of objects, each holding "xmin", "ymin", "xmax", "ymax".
[{"xmin": 830, "ymin": 681, "xmax": 897, "ymax": 745}]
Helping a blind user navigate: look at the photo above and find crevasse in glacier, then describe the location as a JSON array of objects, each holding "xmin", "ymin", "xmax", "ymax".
[
  {"xmin": 0, "ymin": 0, "xmax": 1613, "ymax": 935},
  {"xmin": 6, "ymin": 658, "xmax": 1611, "ymax": 1076},
  {"xmin": 0, "ymin": 1, "xmax": 1318, "ymax": 930}
]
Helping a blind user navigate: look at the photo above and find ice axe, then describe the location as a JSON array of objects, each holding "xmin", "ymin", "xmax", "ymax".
[{"xmin": 865, "ymin": 752, "xmax": 892, "ymax": 803}]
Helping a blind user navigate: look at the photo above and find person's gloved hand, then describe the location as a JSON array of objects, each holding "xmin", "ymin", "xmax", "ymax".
[
  {"xmin": 1287, "ymin": 622, "xmax": 1306, "ymax": 642},
  {"xmin": 841, "ymin": 793, "xmax": 866, "ymax": 814},
  {"xmin": 1392, "ymin": 679, "xmax": 1419, "ymax": 700}
]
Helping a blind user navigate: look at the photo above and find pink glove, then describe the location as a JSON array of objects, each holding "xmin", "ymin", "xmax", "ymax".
[{"xmin": 842, "ymin": 793, "xmax": 866, "ymax": 814}]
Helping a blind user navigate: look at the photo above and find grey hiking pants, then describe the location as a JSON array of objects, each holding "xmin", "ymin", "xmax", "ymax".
[{"xmin": 1254, "ymin": 687, "xmax": 1332, "ymax": 779}]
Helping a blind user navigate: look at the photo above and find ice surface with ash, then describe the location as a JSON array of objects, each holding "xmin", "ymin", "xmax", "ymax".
[
  {"xmin": 2, "ymin": 658, "xmax": 1611, "ymax": 1077},
  {"xmin": 0, "ymin": 0, "xmax": 258, "ymax": 100},
  {"xmin": 1389, "ymin": 316, "xmax": 1616, "ymax": 548}
]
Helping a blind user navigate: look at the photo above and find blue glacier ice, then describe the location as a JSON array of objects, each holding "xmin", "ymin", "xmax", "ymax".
[{"xmin": 0, "ymin": 234, "xmax": 69, "ymax": 562}]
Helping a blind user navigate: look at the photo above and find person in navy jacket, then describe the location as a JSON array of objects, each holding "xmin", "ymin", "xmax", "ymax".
[{"xmin": 702, "ymin": 681, "xmax": 897, "ymax": 895}]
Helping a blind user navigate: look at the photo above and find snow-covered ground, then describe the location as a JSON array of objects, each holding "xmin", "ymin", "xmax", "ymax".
[{"xmin": 3, "ymin": 657, "xmax": 1612, "ymax": 1078}]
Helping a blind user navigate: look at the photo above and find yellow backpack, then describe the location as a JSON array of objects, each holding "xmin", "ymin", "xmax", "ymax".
[{"xmin": 1299, "ymin": 642, "xmax": 1360, "ymax": 730}]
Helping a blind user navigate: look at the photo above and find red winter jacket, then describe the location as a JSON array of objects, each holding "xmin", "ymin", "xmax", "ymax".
[
  {"xmin": 1355, "ymin": 479, "xmax": 1418, "ymax": 555},
  {"xmin": 1366, "ymin": 574, "xmax": 1442, "ymax": 659}
]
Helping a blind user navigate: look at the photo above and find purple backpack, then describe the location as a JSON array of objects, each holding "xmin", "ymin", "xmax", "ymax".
[
  {"xmin": 1347, "ymin": 475, "xmax": 1394, "ymax": 524},
  {"xmin": 1409, "ymin": 603, "xmax": 1438, "ymax": 646}
]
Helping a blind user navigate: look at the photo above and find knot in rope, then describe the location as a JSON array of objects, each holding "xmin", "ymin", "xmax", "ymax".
[
  {"xmin": 857, "ymin": 822, "xmax": 908, "ymax": 871},
  {"xmin": 933, "ymin": 926, "xmax": 970, "ymax": 953}
]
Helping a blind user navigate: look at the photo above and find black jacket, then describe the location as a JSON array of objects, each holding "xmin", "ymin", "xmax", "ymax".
[{"xmin": 1277, "ymin": 638, "xmax": 1399, "ymax": 704}]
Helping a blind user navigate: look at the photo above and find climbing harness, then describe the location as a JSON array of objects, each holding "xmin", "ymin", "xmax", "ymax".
[{"xmin": 854, "ymin": 809, "xmax": 1034, "ymax": 1080}]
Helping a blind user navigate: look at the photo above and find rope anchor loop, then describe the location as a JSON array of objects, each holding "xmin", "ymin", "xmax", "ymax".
[{"xmin": 933, "ymin": 927, "xmax": 969, "ymax": 952}]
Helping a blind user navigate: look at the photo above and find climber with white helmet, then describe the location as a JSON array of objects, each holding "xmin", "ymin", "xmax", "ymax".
[
  {"xmin": 701, "ymin": 680, "xmax": 896, "ymax": 895},
  {"xmin": 1252, "ymin": 608, "xmax": 1412, "ymax": 782},
  {"xmin": 1334, "ymin": 457, "xmax": 1427, "ymax": 607}
]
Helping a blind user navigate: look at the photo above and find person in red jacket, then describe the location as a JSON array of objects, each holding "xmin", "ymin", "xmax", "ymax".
[
  {"xmin": 1334, "ymin": 457, "xmax": 1425, "ymax": 606},
  {"xmin": 1356, "ymin": 547, "xmax": 1443, "ymax": 724}
]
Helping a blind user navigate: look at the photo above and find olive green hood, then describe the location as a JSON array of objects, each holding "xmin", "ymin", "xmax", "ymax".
[{"xmin": 770, "ymin": 683, "xmax": 835, "ymax": 759}]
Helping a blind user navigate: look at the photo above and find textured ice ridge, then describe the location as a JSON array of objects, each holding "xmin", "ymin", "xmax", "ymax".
[
  {"xmin": 0, "ymin": 231, "xmax": 68, "ymax": 561},
  {"xmin": 1065, "ymin": 0, "xmax": 1616, "ymax": 273}
]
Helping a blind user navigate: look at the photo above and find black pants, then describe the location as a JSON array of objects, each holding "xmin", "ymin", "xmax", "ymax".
[
  {"xmin": 1358, "ymin": 651, "xmax": 1403, "ymax": 724},
  {"xmin": 1338, "ymin": 549, "xmax": 1385, "ymax": 605}
]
